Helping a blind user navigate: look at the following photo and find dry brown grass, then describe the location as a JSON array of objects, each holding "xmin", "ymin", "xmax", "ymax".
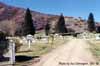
[
  {"xmin": 16, "ymin": 36, "xmax": 69, "ymax": 56},
  {"xmin": 88, "ymin": 40, "xmax": 100, "ymax": 61}
]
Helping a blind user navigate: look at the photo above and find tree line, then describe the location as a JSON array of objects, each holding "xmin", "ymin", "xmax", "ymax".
[
  {"xmin": 0, "ymin": 8, "xmax": 100, "ymax": 36},
  {"xmin": 23, "ymin": 8, "xmax": 100, "ymax": 36}
]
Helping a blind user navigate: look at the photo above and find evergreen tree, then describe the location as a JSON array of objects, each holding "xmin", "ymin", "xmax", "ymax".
[
  {"xmin": 45, "ymin": 23, "xmax": 50, "ymax": 36},
  {"xmin": 87, "ymin": 13, "xmax": 95, "ymax": 32},
  {"xmin": 23, "ymin": 8, "xmax": 35, "ymax": 35},
  {"xmin": 55, "ymin": 14, "xmax": 68, "ymax": 34}
]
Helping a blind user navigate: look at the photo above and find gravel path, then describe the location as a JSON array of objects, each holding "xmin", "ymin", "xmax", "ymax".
[{"xmin": 31, "ymin": 39, "xmax": 98, "ymax": 66}]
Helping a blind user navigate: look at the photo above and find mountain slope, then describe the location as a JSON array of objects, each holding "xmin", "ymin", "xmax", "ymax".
[{"xmin": 0, "ymin": 2, "xmax": 57, "ymax": 30}]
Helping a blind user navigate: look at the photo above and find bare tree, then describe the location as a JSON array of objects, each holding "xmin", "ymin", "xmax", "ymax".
[
  {"xmin": 9, "ymin": 20, "xmax": 17, "ymax": 36},
  {"xmin": 0, "ymin": 20, "xmax": 17, "ymax": 36}
]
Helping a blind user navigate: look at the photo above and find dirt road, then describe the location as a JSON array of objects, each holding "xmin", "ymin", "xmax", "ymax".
[{"xmin": 31, "ymin": 38, "xmax": 98, "ymax": 66}]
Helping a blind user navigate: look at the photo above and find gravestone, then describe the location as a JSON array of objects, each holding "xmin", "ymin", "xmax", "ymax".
[
  {"xmin": 26, "ymin": 34, "xmax": 33, "ymax": 49},
  {"xmin": 22, "ymin": 37, "xmax": 27, "ymax": 44},
  {"xmin": 95, "ymin": 34, "xmax": 100, "ymax": 40},
  {"xmin": 41, "ymin": 36, "xmax": 49, "ymax": 44},
  {"xmin": 9, "ymin": 39, "xmax": 15, "ymax": 65}
]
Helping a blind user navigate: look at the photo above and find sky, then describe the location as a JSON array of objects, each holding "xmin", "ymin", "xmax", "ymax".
[{"xmin": 0, "ymin": 0, "xmax": 99, "ymax": 22}]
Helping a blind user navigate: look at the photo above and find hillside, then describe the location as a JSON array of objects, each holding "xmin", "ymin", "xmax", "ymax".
[
  {"xmin": 0, "ymin": 2, "xmax": 57, "ymax": 30},
  {"xmin": 0, "ymin": 2, "xmax": 98, "ymax": 34}
]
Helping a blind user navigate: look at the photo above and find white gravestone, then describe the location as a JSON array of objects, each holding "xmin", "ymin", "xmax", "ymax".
[
  {"xmin": 95, "ymin": 34, "xmax": 100, "ymax": 40},
  {"xmin": 22, "ymin": 37, "xmax": 27, "ymax": 44},
  {"xmin": 9, "ymin": 39, "xmax": 15, "ymax": 65},
  {"xmin": 32, "ymin": 38, "xmax": 36, "ymax": 43},
  {"xmin": 26, "ymin": 34, "xmax": 33, "ymax": 49},
  {"xmin": 41, "ymin": 37, "xmax": 49, "ymax": 44}
]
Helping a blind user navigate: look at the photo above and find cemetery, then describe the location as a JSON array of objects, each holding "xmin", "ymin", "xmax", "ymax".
[
  {"xmin": 0, "ymin": 1, "xmax": 100, "ymax": 66},
  {"xmin": 0, "ymin": 31, "xmax": 100, "ymax": 66},
  {"xmin": 0, "ymin": 33, "xmax": 69, "ymax": 66}
]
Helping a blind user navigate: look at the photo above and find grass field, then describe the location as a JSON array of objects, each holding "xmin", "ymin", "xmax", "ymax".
[
  {"xmin": 88, "ymin": 40, "xmax": 100, "ymax": 61},
  {"xmin": 16, "ymin": 36, "xmax": 69, "ymax": 56}
]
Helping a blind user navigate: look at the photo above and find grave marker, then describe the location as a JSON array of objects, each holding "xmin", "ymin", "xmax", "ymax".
[
  {"xmin": 26, "ymin": 34, "xmax": 33, "ymax": 49},
  {"xmin": 95, "ymin": 34, "xmax": 100, "ymax": 40},
  {"xmin": 9, "ymin": 39, "xmax": 15, "ymax": 65}
]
